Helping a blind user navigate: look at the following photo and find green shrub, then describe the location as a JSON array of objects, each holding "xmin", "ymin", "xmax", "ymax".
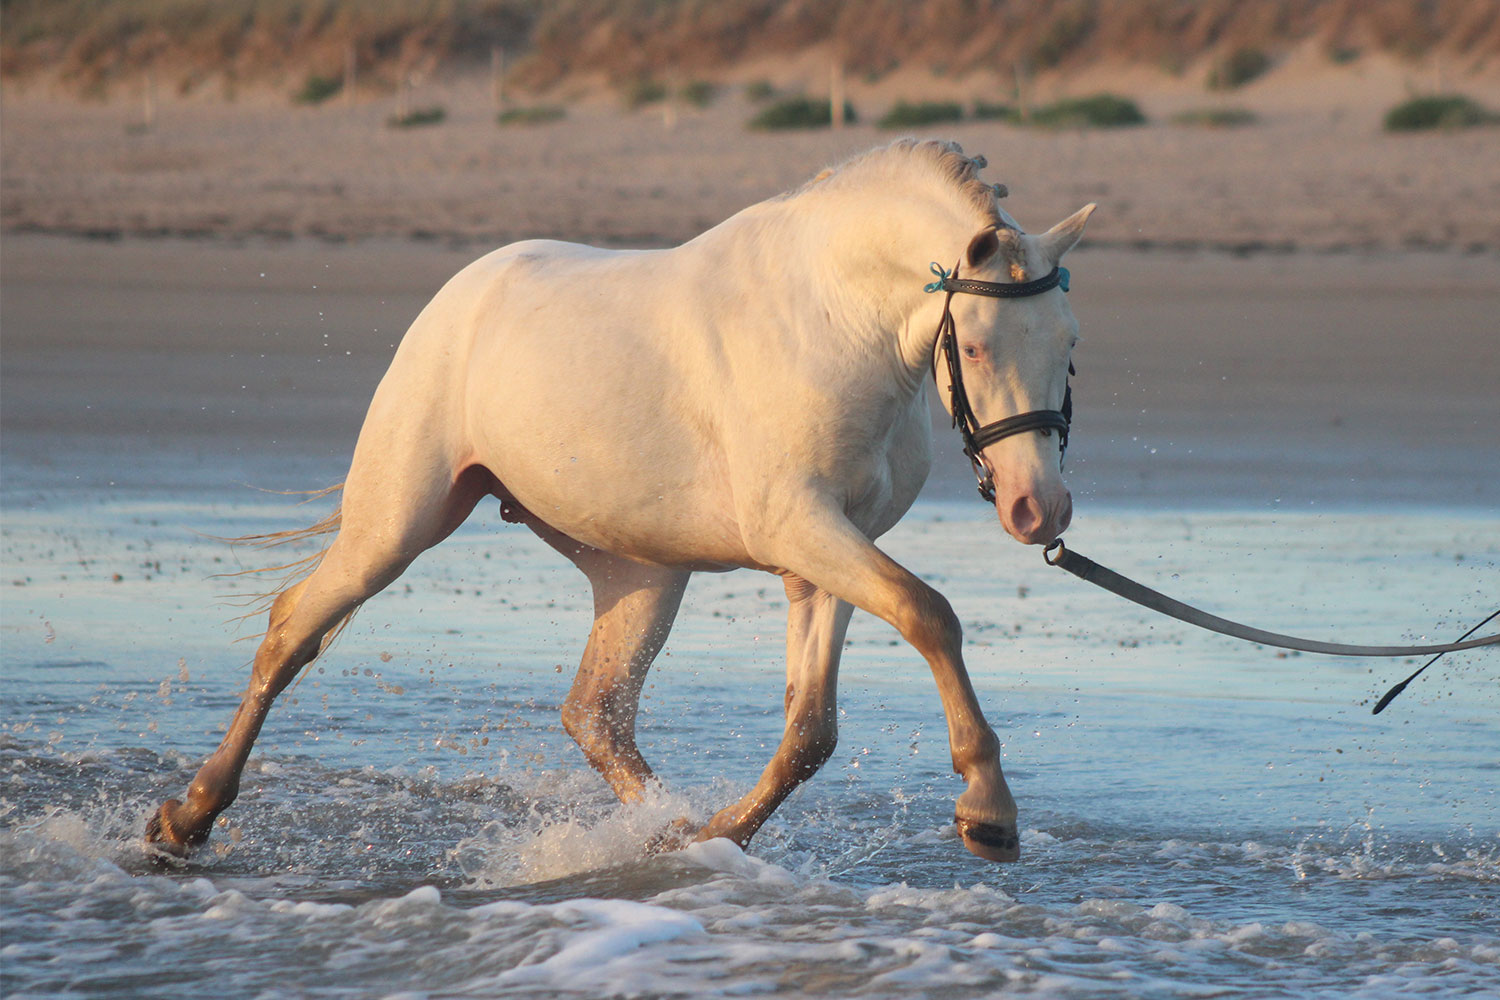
[
  {"xmin": 679, "ymin": 80, "xmax": 716, "ymax": 108},
  {"xmin": 1207, "ymin": 48, "xmax": 1271, "ymax": 90},
  {"xmin": 622, "ymin": 77, "xmax": 666, "ymax": 108},
  {"xmin": 748, "ymin": 96, "xmax": 857, "ymax": 130},
  {"xmin": 744, "ymin": 79, "xmax": 776, "ymax": 102},
  {"xmin": 295, "ymin": 73, "xmax": 342, "ymax": 105},
  {"xmin": 1383, "ymin": 94, "xmax": 1493, "ymax": 131},
  {"xmin": 972, "ymin": 100, "xmax": 1020, "ymax": 122},
  {"xmin": 497, "ymin": 105, "xmax": 566, "ymax": 126},
  {"xmin": 387, "ymin": 106, "xmax": 445, "ymax": 128},
  {"xmin": 878, "ymin": 100, "xmax": 963, "ymax": 128},
  {"xmin": 1029, "ymin": 94, "xmax": 1145, "ymax": 128},
  {"xmin": 1170, "ymin": 107, "xmax": 1258, "ymax": 128}
]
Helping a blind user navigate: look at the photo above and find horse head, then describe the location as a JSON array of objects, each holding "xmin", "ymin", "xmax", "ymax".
[{"xmin": 935, "ymin": 204, "xmax": 1095, "ymax": 545}]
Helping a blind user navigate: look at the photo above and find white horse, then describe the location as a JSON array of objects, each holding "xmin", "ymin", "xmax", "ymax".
[{"xmin": 147, "ymin": 139, "xmax": 1094, "ymax": 863}]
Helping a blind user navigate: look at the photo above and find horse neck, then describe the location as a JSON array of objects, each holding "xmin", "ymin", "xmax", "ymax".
[{"xmin": 783, "ymin": 189, "xmax": 981, "ymax": 390}]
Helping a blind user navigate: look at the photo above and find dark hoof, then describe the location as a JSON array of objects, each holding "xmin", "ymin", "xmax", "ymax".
[
  {"xmin": 144, "ymin": 799, "xmax": 204, "ymax": 858},
  {"xmin": 955, "ymin": 816, "xmax": 1020, "ymax": 862},
  {"xmin": 643, "ymin": 817, "xmax": 697, "ymax": 857}
]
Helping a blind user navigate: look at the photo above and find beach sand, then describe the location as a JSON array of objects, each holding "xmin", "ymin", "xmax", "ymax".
[{"xmin": 3, "ymin": 64, "xmax": 1500, "ymax": 253}]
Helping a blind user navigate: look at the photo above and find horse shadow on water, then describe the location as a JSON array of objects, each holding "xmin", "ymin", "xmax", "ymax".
[{"xmin": 146, "ymin": 139, "xmax": 1096, "ymax": 867}]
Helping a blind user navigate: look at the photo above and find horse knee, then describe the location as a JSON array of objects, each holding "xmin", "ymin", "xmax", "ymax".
[{"xmin": 894, "ymin": 582, "xmax": 962, "ymax": 656}]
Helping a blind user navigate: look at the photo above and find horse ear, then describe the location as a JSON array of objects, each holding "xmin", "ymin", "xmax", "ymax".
[
  {"xmin": 965, "ymin": 227, "xmax": 1000, "ymax": 268},
  {"xmin": 1037, "ymin": 204, "xmax": 1097, "ymax": 266}
]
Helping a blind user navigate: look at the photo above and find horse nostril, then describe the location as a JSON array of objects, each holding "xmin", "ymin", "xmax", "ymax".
[{"xmin": 1008, "ymin": 496, "xmax": 1044, "ymax": 538}]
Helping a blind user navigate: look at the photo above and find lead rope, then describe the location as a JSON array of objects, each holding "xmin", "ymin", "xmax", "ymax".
[
  {"xmin": 1371, "ymin": 608, "xmax": 1500, "ymax": 713},
  {"xmin": 1042, "ymin": 540, "xmax": 1500, "ymax": 705}
]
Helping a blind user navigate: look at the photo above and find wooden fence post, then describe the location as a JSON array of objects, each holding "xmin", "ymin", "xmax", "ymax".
[
  {"xmin": 344, "ymin": 41, "xmax": 357, "ymax": 104},
  {"xmin": 491, "ymin": 46, "xmax": 505, "ymax": 113}
]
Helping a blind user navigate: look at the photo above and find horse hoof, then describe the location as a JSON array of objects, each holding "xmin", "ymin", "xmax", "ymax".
[
  {"xmin": 144, "ymin": 799, "xmax": 202, "ymax": 858},
  {"xmin": 643, "ymin": 817, "xmax": 697, "ymax": 857},
  {"xmin": 955, "ymin": 816, "xmax": 1020, "ymax": 862}
]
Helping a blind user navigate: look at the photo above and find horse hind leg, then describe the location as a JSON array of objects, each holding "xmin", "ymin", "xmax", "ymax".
[
  {"xmin": 517, "ymin": 515, "xmax": 690, "ymax": 803},
  {"xmin": 560, "ymin": 561, "xmax": 689, "ymax": 803},
  {"xmin": 695, "ymin": 576, "xmax": 852, "ymax": 848},
  {"xmin": 145, "ymin": 468, "xmax": 488, "ymax": 856}
]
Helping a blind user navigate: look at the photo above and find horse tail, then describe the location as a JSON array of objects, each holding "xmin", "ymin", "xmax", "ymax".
[{"xmin": 221, "ymin": 484, "xmax": 351, "ymax": 649}]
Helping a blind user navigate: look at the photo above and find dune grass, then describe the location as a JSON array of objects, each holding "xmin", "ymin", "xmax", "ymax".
[
  {"xmin": 1171, "ymin": 107, "xmax": 1258, "ymax": 128},
  {"xmin": 4, "ymin": 0, "xmax": 1486, "ymax": 100},
  {"xmin": 388, "ymin": 106, "xmax": 446, "ymax": 128},
  {"xmin": 877, "ymin": 101, "xmax": 964, "ymax": 128},
  {"xmin": 621, "ymin": 78, "xmax": 667, "ymax": 109},
  {"xmin": 1207, "ymin": 47, "xmax": 1271, "ymax": 90},
  {"xmin": 744, "ymin": 79, "xmax": 777, "ymax": 102},
  {"xmin": 1384, "ymin": 94, "xmax": 1494, "ymax": 131},
  {"xmin": 295, "ymin": 73, "xmax": 343, "ymax": 105},
  {"xmin": 972, "ymin": 101, "xmax": 1020, "ymax": 122},
  {"xmin": 749, "ymin": 96, "xmax": 857, "ymax": 130},
  {"xmin": 497, "ymin": 104, "xmax": 565, "ymax": 126},
  {"xmin": 679, "ymin": 80, "xmax": 717, "ymax": 108},
  {"xmin": 1028, "ymin": 94, "xmax": 1146, "ymax": 128}
]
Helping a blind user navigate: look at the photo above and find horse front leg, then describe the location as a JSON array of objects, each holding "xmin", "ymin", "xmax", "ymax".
[
  {"xmin": 696, "ymin": 575, "xmax": 853, "ymax": 847},
  {"xmin": 751, "ymin": 508, "xmax": 1019, "ymax": 862}
]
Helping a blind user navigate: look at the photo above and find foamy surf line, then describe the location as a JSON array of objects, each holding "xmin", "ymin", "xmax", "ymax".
[{"xmin": 4, "ymin": 812, "xmax": 1498, "ymax": 999}]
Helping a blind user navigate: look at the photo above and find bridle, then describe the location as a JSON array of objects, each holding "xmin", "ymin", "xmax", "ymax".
[
  {"xmin": 924, "ymin": 256, "xmax": 1498, "ymax": 703},
  {"xmin": 925, "ymin": 259, "xmax": 1073, "ymax": 503}
]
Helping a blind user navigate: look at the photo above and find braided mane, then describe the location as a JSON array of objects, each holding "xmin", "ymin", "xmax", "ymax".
[{"xmin": 795, "ymin": 138, "xmax": 1006, "ymax": 229}]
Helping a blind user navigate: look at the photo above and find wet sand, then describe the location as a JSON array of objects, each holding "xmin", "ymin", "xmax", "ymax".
[{"xmin": 2, "ymin": 234, "xmax": 1497, "ymax": 511}]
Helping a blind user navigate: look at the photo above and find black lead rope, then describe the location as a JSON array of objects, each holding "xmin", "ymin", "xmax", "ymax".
[
  {"xmin": 1371, "ymin": 608, "xmax": 1500, "ymax": 714},
  {"xmin": 1043, "ymin": 540, "xmax": 1500, "ymax": 704}
]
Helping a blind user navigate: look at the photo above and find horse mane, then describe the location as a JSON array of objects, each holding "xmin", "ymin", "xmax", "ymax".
[{"xmin": 791, "ymin": 138, "xmax": 1006, "ymax": 229}]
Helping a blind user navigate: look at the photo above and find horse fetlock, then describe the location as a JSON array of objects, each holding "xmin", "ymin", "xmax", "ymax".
[
  {"xmin": 643, "ymin": 816, "xmax": 698, "ymax": 856},
  {"xmin": 144, "ymin": 798, "xmax": 213, "ymax": 856},
  {"xmin": 187, "ymin": 770, "xmax": 240, "ymax": 814},
  {"xmin": 785, "ymin": 726, "xmax": 837, "ymax": 779},
  {"xmin": 695, "ymin": 806, "xmax": 756, "ymax": 848},
  {"xmin": 949, "ymin": 728, "xmax": 1003, "ymax": 777},
  {"xmin": 561, "ymin": 701, "xmax": 631, "ymax": 758}
]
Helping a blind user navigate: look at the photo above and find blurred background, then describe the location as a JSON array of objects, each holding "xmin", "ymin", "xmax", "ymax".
[
  {"xmin": 4, "ymin": 0, "xmax": 1500, "ymax": 249},
  {"xmin": 3, "ymin": 0, "xmax": 1498, "ymax": 509}
]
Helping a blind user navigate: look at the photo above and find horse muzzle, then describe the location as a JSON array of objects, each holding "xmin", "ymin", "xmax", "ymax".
[{"xmin": 998, "ymin": 485, "xmax": 1072, "ymax": 545}]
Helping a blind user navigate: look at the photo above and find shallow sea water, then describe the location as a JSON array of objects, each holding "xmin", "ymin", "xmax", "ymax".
[{"xmin": 2, "ymin": 497, "xmax": 1497, "ymax": 998}]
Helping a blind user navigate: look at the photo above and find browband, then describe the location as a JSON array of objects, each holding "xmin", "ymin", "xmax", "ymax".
[{"xmin": 926, "ymin": 265, "xmax": 1069, "ymax": 298}]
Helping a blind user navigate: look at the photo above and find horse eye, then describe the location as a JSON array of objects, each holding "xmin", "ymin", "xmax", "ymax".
[{"xmin": 963, "ymin": 345, "xmax": 979, "ymax": 359}]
